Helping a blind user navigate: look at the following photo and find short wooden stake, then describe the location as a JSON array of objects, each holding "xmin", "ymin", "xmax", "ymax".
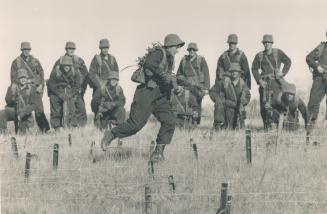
[
  {"xmin": 53, "ymin": 144, "xmax": 59, "ymax": 169},
  {"xmin": 245, "ymin": 129, "xmax": 252, "ymax": 164},
  {"xmin": 24, "ymin": 152, "xmax": 31, "ymax": 183},
  {"xmin": 192, "ymin": 143, "xmax": 198, "ymax": 160},
  {"xmin": 11, "ymin": 137, "xmax": 18, "ymax": 159},
  {"xmin": 68, "ymin": 133, "xmax": 72, "ymax": 147},
  {"xmin": 216, "ymin": 183, "xmax": 228, "ymax": 214},
  {"xmin": 226, "ymin": 195, "xmax": 232, "ymax": 214},
  {"xmin": 168, "ymin": 175, "xmax": 175, "ymax": 193},
  {"xmin": 145, "ymin": 185, "xmax": 152, "ymax": 213}
]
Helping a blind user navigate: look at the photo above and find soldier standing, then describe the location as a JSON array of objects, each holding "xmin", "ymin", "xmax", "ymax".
[
  {"xmin": 216, "ymin": 34, "xmax": 251, "ymax": 89},
  {"xmin": 209, "ymin": 63, "xmax": 251, "ymax": 129},
  {"xmin": 0, "ymin": 69, "xmax": 37, "ymax": 134},
  {"xmin": 100, "ymin": 34, "xmax": 185, "ymax": 162},
  {"xmin": 176, "ymin": 42, "xmax": 210, "ymax": 124},
  {"xmin": 10, "ymin": 42, "xmax": 50, "ymax": 133},
  {"xmin": 88, "ymin": 39, "xmax": 119, "ymax": 122},
  {"xmin": 52, "ymin": 42, "xmax": 88, "ymax": 127},
  {"xmin": 251, "ymin": 34, "xmax": 292, "ymax": 129},
  {"xmin": 306, "ymin": 32, "xmax": 327, "ymax": 132},
  {"xmin": 95, "ymin": 71, "xmax": 126, "ymax": 130},
  {"xmin": 47, "ymin": 56, "xmax": 81, "ymax": 130}
]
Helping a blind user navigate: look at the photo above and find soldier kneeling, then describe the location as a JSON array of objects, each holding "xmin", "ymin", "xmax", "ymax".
[
  {"xmin": 95, "ymin": 72, "xmax": 126, "ymax": 130},
  {"xmin": 272, "ymin": 83, "xmax": 308, "ymax": 131},
  {"xmin": 209, "ymin": 63, "xmax": 251, "ymax": 130},
  {"xmin": 171, "ymin": 87, "xmax": 199, "ymax": 129},
  {"xmin": 0, "ymin": 69, "xmax": 37, "ymax": 134}
]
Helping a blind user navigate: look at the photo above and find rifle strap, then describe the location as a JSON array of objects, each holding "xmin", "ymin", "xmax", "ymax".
[
  {"xmin": 174, "ymin": 93, "xmax": 186, "ymax": 113},
  {"xmin": 105, "ymin": 87, "xmax": 114, "ymax": 101},
  {"xmin": 18, "ymin": 56, "xmax": 37, "ymax": 79}
]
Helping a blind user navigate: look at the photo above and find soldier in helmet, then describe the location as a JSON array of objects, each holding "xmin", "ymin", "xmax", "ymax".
[
  {"xmin": 100, "ymin": 34, "xmax": 184, "ymax": 162},
  {"xmin": 10, "ymin": 42, "xmax": 50, "ymax": 133},
  {"xmin": 251, "ymin": 34, "xmax": 292, "ymax": 130},
  {"xmin": 216, "ymin": 34, "xmax": 251, "ymax": 89},
  {"xmin": 47, "ymin": 56, "xmax": 81, "ymax": 130},
  {"xmin": 51, "ymin": 41, "xmax": 88, "ymax": 127},
  {"xmin": 176, "ymin": 42, "xmax": 210, "ymax": 124},
  {"xmin": 0, "ymin": 69, "xmax": 38, "ymax": 134},
  {"xmin": 88, "ymin": 39, "xmax": 119, "ymax": 122},
  {"xmin": 306, "ymin": 31, "xmax": 327, "ymax": 132},
  {"xmin": 271, "ymin": 83, "xmax": 308, "ymax": 130},
  {"xmin": 209, "ymin": 63, "xmax": 251, "ymax": 129},
  {"xmin": 95, "ymin": 71, "xmax": 126, "ymax": 130}
]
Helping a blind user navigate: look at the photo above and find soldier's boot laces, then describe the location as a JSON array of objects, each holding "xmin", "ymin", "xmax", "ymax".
[
  {"xmin": 101, "ymin": 130, "xmax": 115, "ymax": 151},
  {"xmin": 150, "ymin": 144, "xmax": 166, "ymax": 162}
]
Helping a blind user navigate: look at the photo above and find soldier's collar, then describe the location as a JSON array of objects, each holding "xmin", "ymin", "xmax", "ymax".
[
  {"xmin": 20, "ymin": 53, "xmax": 30, "ymax": 60},
  {"xmin": 228, "ymin": 48, "xmax": 239, "ymax": 55}
]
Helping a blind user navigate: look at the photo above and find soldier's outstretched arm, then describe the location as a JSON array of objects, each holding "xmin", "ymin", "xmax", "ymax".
[
  {"xmin": 279, "ymin": 49, "xmax": 292, "ymax": 76},
  {"xmin": 240, "ymin": 54, "xmax": 251, "ymax": 89}
]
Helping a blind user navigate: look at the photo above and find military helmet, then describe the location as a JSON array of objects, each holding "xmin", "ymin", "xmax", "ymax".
[
  {"xmin": 164, "ymin": 34, "xmax": 185, "ymax": 48},
  {"xmin": 108, "ymin": 71, "xmax": 119, "ymax": 80},
  {"xmin": 262, "ymin": 34, "xmax": 274, "ymax": 43},
  {"xmin": 65, "ymin": 41, "xmax": 76, "ymax": 49},
  {"xmin": 282, "ymin": 83, "xmax": 296, "ymax": 95},
  {"xmin": 17, "ymin": 68, "xmax": 29, "ymax": 79},
  {"xmin": 21, "ymin": 42, "xmax": 31, "ymax": 50},
  {"xmin": 99, "ymin": 39, "xmax": 110, "ymax": 49},
  {"xmin": 187, "ymin": 42, "xmax": 198, "ymax": 51},
  {"xmin": 60, "ymin": 56, "xmax": 73, "ymax": 66},
  {"xmin": 227, "ymin": 34, "xmax": 238, "ymax": 43},
  {"xmin": 229, "ymin": 63, "xmax": 242, "ymax": 72}
]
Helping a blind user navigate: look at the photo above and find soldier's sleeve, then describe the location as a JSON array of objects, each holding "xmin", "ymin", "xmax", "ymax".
[
  {"xmin": 47, "ymin": 70, "xmax": 62, "ymax": 98},
  {"xmin": 10, "ymin": 59, "xmax": 19, "ymax": 84},
  {"xmin": 209, "ymin": 84, "xmax": 223, "ymax": 103},
  {"xmin": 113, "ymin": 56, "xmax": 119, "ymax": 72},
  {"xmin": 251, "ymin": 54, "xmax": 262, "ymax": 85},
  {"xmin": 88, "ymin": 56, "xmax": 100, "ymax": 89},
  {"xmin": 279, "ymin": 49, "xmax": 291, "ymax": 76},
  {"xmin": 117, "ymin": 87, "xmax": 126, "ymax": 107},
  {"xmin": 297, "ymin": 97, "xmax": 308, "ymax": 125},
  {"xmin": 216, "ymin": 55, "xmax": 225, "ymax": 81},
  {"xmin": 306, "ymin": 43, "xmax": 323, "ymax": 70},
  {"xmin": 241, "ymin": 85, "xmax": 251, "ymax": 106},
  {"xmin": 98, "ymin": 96, "xmax": 106, "ymax": 113},
  {"xmin": 79, "ymin": 58, "xmax": 89, "ymax": 95},
  {"xmin": 35, "ymin": 58, "xmax": 45, "ymax": 82},
  {"xmin": 176, "ymin": 59, "xmax": 188, "ymax": 86},
  {"xmin": 5, "ymin": 86, "xmax": 16, "ymax": 106},
  {"xmin": 240, "ymin": 53, "xmax": 251, "ymax": 89},
  {"xmin": 201, "ymin": 57, "xmax": 210, "ymax": 88}
]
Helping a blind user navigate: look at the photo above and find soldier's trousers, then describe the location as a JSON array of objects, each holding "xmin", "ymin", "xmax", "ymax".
[
  {"xmin": 34, "ymin": 92, "xmax": 50, "ymax": 132},
  {"xmin": 96, "ymin": 107, "xmax": 126, "ymax": 130},
  {"xmin": 50, "ymin": 95, "xmax": 78, "ymax": 129},
  {"xmin": 0, "ymin": 107, "xmax": 34, "ymax": 134},
  {"xmin": 307, "ymin": 76, "xmax": 327, "ymax": 121},
  {"xmin": 111, "ymin": 85, "xmax": 175, "ymax": 145}
]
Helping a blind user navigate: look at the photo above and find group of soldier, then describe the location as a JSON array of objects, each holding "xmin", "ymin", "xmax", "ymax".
[{"xmin": 1, "ymin": 32, "xmax": 327, "ymax": 161}]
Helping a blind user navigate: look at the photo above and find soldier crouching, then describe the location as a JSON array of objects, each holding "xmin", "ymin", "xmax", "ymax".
[
  {"xmin": 0, "ymin": 69, "xmax": 37, "ymax": 134},
  {"xmin": 95, "ymin": 71, "xmax": 126, "ymax": 130},
  {"xmin": 47, "ymin": 56, "xmax": 81, "ymax": 130},
  {"xmin": 209, "ymin": 63, "xmax": 251, "ymax": 130}
]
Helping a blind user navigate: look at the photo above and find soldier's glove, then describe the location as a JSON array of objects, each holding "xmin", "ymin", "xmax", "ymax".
[
  {"xmin": 259, "ymin": 80, "xmax": 267, "ymax": 89},
  {"xmin": 317, "ymin": 65, "xmax": 326, "ymax": 74}
]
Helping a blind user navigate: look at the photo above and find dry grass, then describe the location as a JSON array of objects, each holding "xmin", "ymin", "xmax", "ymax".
[{"xmin": 1, "ymin": 107, "xmax": 327, "ymax": 214}]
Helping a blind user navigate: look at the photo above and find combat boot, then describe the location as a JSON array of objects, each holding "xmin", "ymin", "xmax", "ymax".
[
  {"xmin": 150, "ymin": 144, "xmax": 166, "ymax": 162},
  {"xmin": 101, "ymin": 130, "xmax": 115, "ymax": 151}
]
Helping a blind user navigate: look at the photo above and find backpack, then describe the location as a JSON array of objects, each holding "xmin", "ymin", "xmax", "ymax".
[{"xmin": 131, "ymin": 43, "xmax": 166, "ymax": 84}]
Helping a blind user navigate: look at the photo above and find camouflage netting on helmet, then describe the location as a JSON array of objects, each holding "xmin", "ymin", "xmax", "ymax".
[{"xmin": 136, "ymin": 42, "xmax": 163, "ymax": 68}]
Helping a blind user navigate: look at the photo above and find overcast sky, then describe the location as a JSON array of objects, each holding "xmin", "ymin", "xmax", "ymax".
[{"xmin": 1, "ymin": 0, "xmax": 326, "ymax": 113}]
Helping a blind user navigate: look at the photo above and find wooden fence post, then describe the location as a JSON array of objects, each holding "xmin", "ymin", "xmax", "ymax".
[
  {"xmin": 68, "ymin": 133, "xmax": 72, "ymax": 147},
  {"xmin": 216, "ymin": 183, "xmax": 228, "ymax": 214},
  {"xmin": 245, "ymin": 129, "xmax": 252, "ymax": 164},
  {"xmin": 168, "ymin": 175, "xmax": 175, "ymax": 193},
  {"xmin": 226, "ymin": 195, "xmax": 232, "ymax": 214},
  {"xmin": 24, "ymin": 152, "xmax": 31, "ymax": 183},
  {"xmin": 53, "ymin": 144, "xmax": 59, "ymax": 169},
  {"xmin": 11, "ymin": 137, "xmax": 18, "ymax": 159},
  {"xmin": 192, "ymin": 144, "xmax": 198, "ymax": 160},
  {"xmin": 145, "ymin": 185, "xmax": 152, "ymax": 213}
]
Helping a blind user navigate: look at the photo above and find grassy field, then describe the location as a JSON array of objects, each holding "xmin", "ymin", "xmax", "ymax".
[{"xmin": 2, "ymin": 103, "xmax": 327, "ymax": 214}]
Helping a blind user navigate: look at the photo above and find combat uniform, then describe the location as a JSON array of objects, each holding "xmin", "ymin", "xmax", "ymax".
[
  {"xmin": 251, "ymin": 35, "xmax": 291, "ymax": 128},
  {"xmin": 210, "ymin": 63, "xmax": 251, "ymax": 129},
  {"xmin": 88, "ymin": 39, "xmax": 119, "ymax": 116},
  {"xmin": 95, "ymin": 72, "xmax": 126, "ymax": 130},
  {"xmin": 101, "ymin": 34, "xmax": 185, "ymax": 161},
  {"xmin": 10, "ymin": 42, "xmax": 50, "ymax": 132},
  {"xmin": 52, "ymin": 42, "xmax": 88, "ymax": 127},
  {"xmin": 176, "ymin": 42, "xmax": 210, "ymax": 124},
  {"xmin": 306, "ymin": 41, "xmax": 327, "ymax": 124},
  {"xmin": 47, "ymin": 56, "xmax": 81, "ymax": 129},
  {"xmin": 0, "ymin": 71, "xmax": 37, "ymax": 134}
]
